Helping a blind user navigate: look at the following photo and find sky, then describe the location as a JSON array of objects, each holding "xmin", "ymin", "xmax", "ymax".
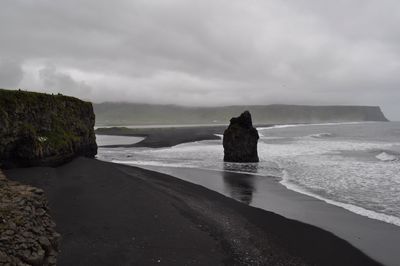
[{"xmin": 0, "ymin": 0, "xmax": 399, "ymax": 120}]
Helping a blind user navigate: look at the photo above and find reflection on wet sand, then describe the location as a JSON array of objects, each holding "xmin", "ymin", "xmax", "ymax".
[{"xmin": 222, "ymin": 164, "xmax": 257, "ymax": 205}]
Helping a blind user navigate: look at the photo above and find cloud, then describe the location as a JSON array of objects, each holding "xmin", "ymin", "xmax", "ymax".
[
  {"xmin": 0, "ymin": 59, "xmax": 24, "ymax": 88},
  {"xmin": 38, "ymin": 65, "xmax": 93, "ymax": 99},
  {"xmin": 0, "ymin": 0, "xmax": 399, "ymax": 119}
]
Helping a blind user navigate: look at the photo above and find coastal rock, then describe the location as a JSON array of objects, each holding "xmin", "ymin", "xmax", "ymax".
[
  {"xmin": 0, "ymin": 169, "xmax": 60, "ymax": 265},
  {"xmin": 0, "ymin": 89, "xmax": 97, "ymax": 168},
  {"xmin": 223, "ymin": 111, "xmax": 259, "ymax": 162}
]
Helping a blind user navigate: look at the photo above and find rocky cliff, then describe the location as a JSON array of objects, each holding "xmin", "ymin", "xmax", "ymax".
[
  {"xmin": 223, "ymin": 111, "xmax": 259, "ymax": 163},
  {"xmin": 0, "ymin": 89, "xmax": 97, "ymax": 168}
]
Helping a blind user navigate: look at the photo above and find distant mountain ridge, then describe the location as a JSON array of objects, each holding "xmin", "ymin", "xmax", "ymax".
[{"xmin": 94, "ymin": 103, "xmax": 388, "ymax": 126}]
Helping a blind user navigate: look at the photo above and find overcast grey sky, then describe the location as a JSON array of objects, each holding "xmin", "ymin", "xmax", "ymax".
[{"xmin": 1, "ymin": 0, "xmax": 399, "ymax": 119}]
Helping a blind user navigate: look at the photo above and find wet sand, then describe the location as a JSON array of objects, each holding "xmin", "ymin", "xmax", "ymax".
[{"xmin": 6, "ymin": 157, "xmax": 379, "ymax": 266}]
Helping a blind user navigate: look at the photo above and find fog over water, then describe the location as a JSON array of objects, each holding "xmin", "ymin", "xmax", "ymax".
[{"xmin": 1, "ymin": 0, "xmax": 400, "ymax": 119}]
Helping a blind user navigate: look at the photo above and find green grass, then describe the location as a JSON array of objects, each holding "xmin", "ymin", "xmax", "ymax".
[{"xmin": 0, "ymin": 88, "xmax": 95, "ymax": 157}]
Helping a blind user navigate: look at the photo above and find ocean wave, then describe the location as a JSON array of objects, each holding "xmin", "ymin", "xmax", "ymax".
[
  {"xmin": 308, "ymin": 133, "xmax": 334, "ymax": 138},
  {"xmin": 111, "ymin": 159, "xmax": 196, "ymax": 168},
  {"xmin": 257, "ymin": 124, "xmax": 300, "ymax": 130},
  {"xmin": 280, "ymin": 169, "xmax": 400, "ymax": 227},
  {"xmin": 257, "ymin": 121, "xmax": 373, "ymax": 131},
  {"xmin": 376, "ymin": 152, "xmax": 399, "ymax": 162}
]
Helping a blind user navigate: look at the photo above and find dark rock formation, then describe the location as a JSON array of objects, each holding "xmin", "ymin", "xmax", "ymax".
[
  {"xmin": 0, "ymin": 89, "xmax": 97, "ymax": 168},
  {"xmin": 0, "ymin": 170, "xmax": 60, "ymax": 265},
  {"xmin": 223, "ymin": 111, "xmax": 259, "ymax": 162}
]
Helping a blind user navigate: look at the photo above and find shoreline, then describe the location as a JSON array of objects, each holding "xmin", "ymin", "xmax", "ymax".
[
  {"xmin": 279, "ymin": 171, "xmax": 400, "ymax": 227},
  {"xmin": 133, "ymin": 164, "xmax": 400, "ymax": 266},
  {"xmin": 95, "ymin": 124, "xmax": 273, "ymax": 148},
  {"xmin": 119, "ymin": 160, "xmax": 400, "ymax": 229},
  {"xmin": 5, "ymin": 157, "xmax": 380, "ymax": 266},
  {"xmin": 96, "ymin": 122, "xmax": 400, "ymax": 229}
]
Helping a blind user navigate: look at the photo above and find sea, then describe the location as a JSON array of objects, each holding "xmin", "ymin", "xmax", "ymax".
[{"xmin": 97, "ymin": 121, "xmax": 400, "ymax": 227}]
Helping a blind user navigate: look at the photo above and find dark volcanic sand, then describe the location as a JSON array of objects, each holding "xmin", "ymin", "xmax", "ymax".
[
  {"xmin": 95, "ymin": 124, "xmax": 273, "ymax": 148},
  {"xmin": 6, "ymin": 157, "xmax": 379, "ymax": 266},
  {"xmin": 95, "ymin": 126, "xmax": 226, "ymax": 148}
]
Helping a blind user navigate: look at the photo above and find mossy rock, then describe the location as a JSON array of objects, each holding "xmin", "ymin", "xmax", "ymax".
[{"xmin": 0, "ymin": 89, "xmax": 97, "ymax": 168}]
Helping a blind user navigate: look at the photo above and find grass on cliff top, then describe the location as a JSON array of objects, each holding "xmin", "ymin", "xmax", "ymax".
[
  {"xmin": 0, "ymin": 88, "xmax": 92, "ymax": 106},
  {"xmin": 0, "ymin": 88, "xmax": 94, "ymax": 152}
]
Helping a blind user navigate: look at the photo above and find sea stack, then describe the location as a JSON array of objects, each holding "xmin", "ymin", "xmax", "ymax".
[{"xmin": 223, "ymin": 111, "xmax": 259, "ymax": 162}]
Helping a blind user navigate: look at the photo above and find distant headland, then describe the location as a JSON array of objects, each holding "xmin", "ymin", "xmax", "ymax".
[{"xmin": 94, "ymin": 102, "xmax": 388, "ymax": 126}]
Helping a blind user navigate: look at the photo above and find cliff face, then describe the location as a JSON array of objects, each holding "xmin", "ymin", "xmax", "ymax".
[
  {"xmin": 94, "ymin": 103, "xmax": 389, "ymax": 126},
  {"xmin": 0, "ymin": 89, "xmax": 97, "ymax": 168}
]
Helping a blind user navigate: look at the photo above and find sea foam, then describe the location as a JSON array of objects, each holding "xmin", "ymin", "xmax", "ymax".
[{"xmin": 376, "ymin": 152, "xmax": 398, "ymax": 162}]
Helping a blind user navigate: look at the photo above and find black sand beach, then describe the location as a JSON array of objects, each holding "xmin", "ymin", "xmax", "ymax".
[
  {"xmin": 96, "ymin": 124, "xmax": 270, "ymax": 148},
  {"xmin": 95, "ymin": 125, "xmax": 225, "ymax": 148},
  {"xmin": 142, "ymin": 166, "xmax": 400, "ymax": 266},
  {"xmin": 6, "ymin": 157, "xmax": 380, "ymax": 266}
]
